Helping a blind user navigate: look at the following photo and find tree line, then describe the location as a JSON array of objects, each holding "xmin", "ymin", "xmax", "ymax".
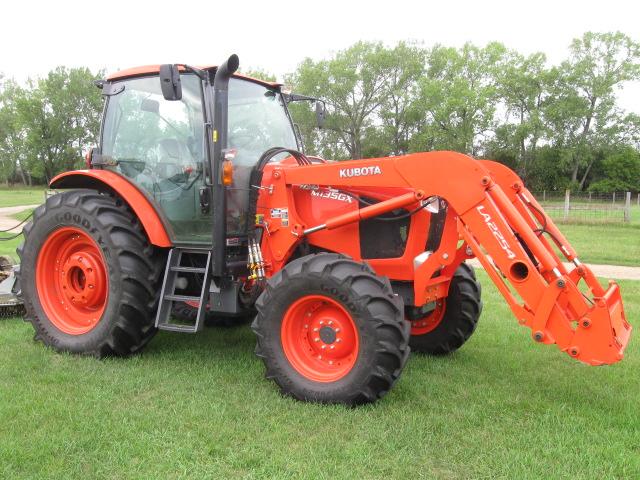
[
  {"xmin": 1, "ymin": 31, "xmax": 639, "ymax": 192},
  {"xmin": 0, "ymin": 67, "xmax": 102, "ymax": 184}
]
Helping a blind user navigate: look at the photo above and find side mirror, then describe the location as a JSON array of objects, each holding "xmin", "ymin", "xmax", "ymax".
[
  {"xmin": 159, "ymin": 64, "xmax": 182, "ymax": 101},
  {"xmin": 315, "ymin": 101, "xmax": 326, "ymax": 129}
]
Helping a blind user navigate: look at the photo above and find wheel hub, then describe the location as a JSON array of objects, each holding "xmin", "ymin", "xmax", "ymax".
[
  {"xmin": 60, "ymin": 250, "xmax": 105, "ymax": 307},
  {"xmin": 36, "ymin": 227, "xmax": 108, "ymax": 335},
  {"xmin": 410, "ymin": 300, "xmax": 446, "ymax": 336},
  {"xmin": 319, "ymin": 326, "xmax": 337, "ymax": 344},
  {"xmin": 281, "ymin": 295, "xmax": 359, "ymax": 382}
]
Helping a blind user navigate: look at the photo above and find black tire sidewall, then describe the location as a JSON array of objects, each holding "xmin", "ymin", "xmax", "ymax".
[{"xmin": 421, "ymin": 279, "xmax": 467, "ymax": 345}]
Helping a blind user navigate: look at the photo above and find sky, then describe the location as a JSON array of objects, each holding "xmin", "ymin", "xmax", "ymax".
[{"xmin": 1, "ymin": 0, "xmax": 639, "ymax": 111}]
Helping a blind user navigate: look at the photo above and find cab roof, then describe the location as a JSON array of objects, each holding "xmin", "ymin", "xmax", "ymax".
[{"xmin": 106, "ymin": 64, "xmax": 281, "ymax": 88}]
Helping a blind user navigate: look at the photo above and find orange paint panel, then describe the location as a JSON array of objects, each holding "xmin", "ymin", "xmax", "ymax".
[{"xmin": 50, "ymin": 170, "xmax": 172, "ymax": 247}]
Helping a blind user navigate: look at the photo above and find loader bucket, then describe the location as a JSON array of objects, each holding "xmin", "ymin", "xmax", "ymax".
[{"xmin": 568, "ymin": 280, "xmax": 631, "ymax": 365}]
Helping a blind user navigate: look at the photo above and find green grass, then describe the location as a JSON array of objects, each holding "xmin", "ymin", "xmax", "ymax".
[
  {"xmin": 0, "ymin": 188, "xmax": 43, "ymax": 259},
  {"xmin": 1, "ymin": 270, "xmax": 638, "ymax": 479},
  {"xmin": 0, "ymin": 236, "xmax": 23, "ymax": 260},
  {"xmin": 0, "ymin": 187, "xmax": 45, "ymax": 208},
  {"xmin": 0, "ymin": 188, "xmax": 43, "ymax": 260},
  {"xmin": 11, "ymin": 208, "xmax": 35, "ymax": 222},
  {"xmin": 558, "ymin": 224, "xmax": 640, "ymax": 267}
]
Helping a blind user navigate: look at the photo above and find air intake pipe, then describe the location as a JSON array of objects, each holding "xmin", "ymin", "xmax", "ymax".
[{"xmin": 211, "ymin": 54, "xmax": 239, "ymax": 277}]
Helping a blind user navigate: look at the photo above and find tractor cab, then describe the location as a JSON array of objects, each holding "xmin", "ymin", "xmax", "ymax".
[{"xmin": 97, "ymin": 67, "xmax": 299, "ymax": 244}]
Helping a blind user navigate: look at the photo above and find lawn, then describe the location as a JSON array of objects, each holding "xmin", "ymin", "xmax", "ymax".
[
  {"xmin": 0, "ymin": 270, "xmax": 638, "ymax": 479},
  {"xmin": 0, "ymin": 187, "xmax": 45, "ymax": 208},
  {"xmin": 557, "ymin": 223, "xmax": 640, "ymax": 267}
]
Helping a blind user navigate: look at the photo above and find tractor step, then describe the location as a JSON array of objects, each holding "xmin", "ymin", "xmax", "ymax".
[
  {"xmin": 155, "ymin": 248, "xmax": 211, "ymax": 333},
  {"xmin": 170, "ymin": 266, "xmax": 207, "ymax": 273},
  {"xmin": 164, "ymin": 294, "xmax": 201, "ymax": 302},
  {"xmin": 156, "ymin": 323, "xmax": 200, "ymax": 334}
]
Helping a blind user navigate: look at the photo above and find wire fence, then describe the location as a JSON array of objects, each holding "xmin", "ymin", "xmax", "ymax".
[{"xmin": 532, "ymin": 190, "xmax": 637, "ymax": 225}]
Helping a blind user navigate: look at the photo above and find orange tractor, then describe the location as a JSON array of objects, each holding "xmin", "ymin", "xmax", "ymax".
[{"xmin": 18, "ymin": 55, "xmax": 631, "ymax": 405}]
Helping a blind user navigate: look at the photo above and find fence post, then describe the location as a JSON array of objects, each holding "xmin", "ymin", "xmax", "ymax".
[
  {"xmin": 588, "ymin": 191, "xmax": 592, "ymax": 202},
  {"xmin": 624, "ymin": 192, "xmax": 631, "ymax": 223},
  {"xmin": 563, "ymin": 189, "xmax": 570, "ymax": 222},
  {"xmin": 613, "ymin": 192, "xmax": 616, "ymax": 204},
  {"xmin": 543, "ymin": 190, "xmax": 546, "ymax": 202}
]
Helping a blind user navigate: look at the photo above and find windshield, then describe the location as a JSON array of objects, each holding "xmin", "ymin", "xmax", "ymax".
[
  {"xmin": 228, "ymin": 78, "xmax": 297, "ymax": 162},
  {"xmin": 225, "ymin": 79, "xmax": 297, "ymax": 234}
]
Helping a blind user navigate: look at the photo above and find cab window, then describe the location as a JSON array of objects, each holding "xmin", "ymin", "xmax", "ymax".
[{"xmin": 101, "ymin": 74, "xmax": 211, "ymax": 243}]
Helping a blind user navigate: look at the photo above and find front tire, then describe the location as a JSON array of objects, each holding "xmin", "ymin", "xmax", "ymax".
[
  {"xmin": 252, "ymin": 253, "xmax": 410, "ymax": 405},
  {"xmin": 18, "ymin": 189, "xmax": 165, "ymax": 357}
]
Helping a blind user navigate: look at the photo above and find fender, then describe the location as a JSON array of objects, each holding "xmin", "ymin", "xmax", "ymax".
[{"xmin": 50, "ymin": 169, "xmax": 172, "ymax": 247}]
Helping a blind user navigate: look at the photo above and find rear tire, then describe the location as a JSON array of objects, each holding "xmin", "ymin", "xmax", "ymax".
[
  {"xmin": 409, "ymin": 263, "xmax": 482, "ymax": 355},
  {"xmin": 252, "ymin": 253, "xmax": 410, "ymax": 405},
  {"xmin": 17, "ymin": 189, "xmax": 165, "ymax": 357}
]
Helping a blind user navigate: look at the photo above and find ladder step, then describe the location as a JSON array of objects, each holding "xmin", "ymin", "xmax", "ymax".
[
  {"xmin": 164, "ymin": 294, "xmax": 201, "ymax": 303},
  {"xmin": 170, "ymin": 266, "xmax": 207, "ymax": 273},
  {"xmin": 173, "ymin": 248, "xmax": 211, "ymax": 255},
  {"xmin": 157, "ymin": 323, "xmax": 198, "ymax": 333},
  {"xmin": 155, "ymin": 247, "xmax": 212, "ymax": 334}
]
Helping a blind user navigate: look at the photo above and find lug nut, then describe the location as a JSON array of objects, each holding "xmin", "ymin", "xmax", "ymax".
[{"xmin": 533, "ymin": 331, "xmax": 544, "ymax": 342}]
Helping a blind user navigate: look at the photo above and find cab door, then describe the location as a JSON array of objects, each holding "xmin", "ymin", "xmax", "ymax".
[{"xmin": 100, "ymin": 74, "xmax": 212, "ymax": 244}]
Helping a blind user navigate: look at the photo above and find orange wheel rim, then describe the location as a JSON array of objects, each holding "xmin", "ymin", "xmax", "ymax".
[
  {"xmin": 410, "ymin": 300, "xmax": 446, "ymax": 336},
  {"xmin": 36, "ymin": 227, "xmax": 108, "ymax": 335},
  {"xmin": 281, "ymin": 295, "xmax": 359, "ymax": 382}
]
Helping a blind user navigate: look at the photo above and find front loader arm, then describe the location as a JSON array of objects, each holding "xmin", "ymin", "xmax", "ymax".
[{"xmin": 261, "ymin": 151, "xmax": 631, "ymax": 365}]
